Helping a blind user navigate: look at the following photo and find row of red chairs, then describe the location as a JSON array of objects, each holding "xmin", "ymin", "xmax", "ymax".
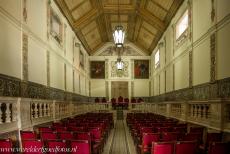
[
  {"xmin": 127, "ymin": 113, "xmax": 229, "ymax": 154},
  {"xmin": 0, "ymin": 112, "xmax": 113, "ymax": 154}
]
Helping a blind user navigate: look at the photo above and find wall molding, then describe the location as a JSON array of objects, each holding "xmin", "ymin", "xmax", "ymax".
[
  {"xmin": 0, "ymin": 74, "xmax": 90, "ymax": 102},
  {"xmin": 0, "ymin": 5, "xmax": 89, "ymax": 79},
  {"xmin": 150, "ymin": 12, "xmax": 230, "ymax": 78},
  {"xmin": 144, "ymin": 77, "xmax": 230, "ymax": 102}
]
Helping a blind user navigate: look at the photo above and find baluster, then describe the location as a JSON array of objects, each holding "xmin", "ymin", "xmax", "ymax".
[
  {"xmin": 6, "ymin": 103, "xmax": 11, "ymax": 123},
  {"xmin": 12, "ymin": 103, "xmax": 17, "ymax": 121},
  {"xmin": 0, "ymin": 103, "xmax": 2, "ymax": 124},
  {"xmin": 34, "ymin": 103, "xmax": 38, "ymax": 118}
]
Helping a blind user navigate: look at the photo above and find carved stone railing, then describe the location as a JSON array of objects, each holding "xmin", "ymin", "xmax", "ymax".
[
  {"xmin": 0, "ymin": 97, "xmax": 114, "ymax": 133},
  {"xmin": 137, "ymin": 99, "xmax": 230, "ymax": 132},
  {"xmin": 0, "ymin": 97, "xmax": 18, "ymax": 133}
]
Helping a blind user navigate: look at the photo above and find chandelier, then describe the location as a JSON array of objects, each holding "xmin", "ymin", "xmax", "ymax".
[
  {"xmin": 116, "ymin": 47, "xmax": 124, "ymax": 70},
  {"xmin": 113, "ymin": 0, "xmax": 125, "ymax": 48}
]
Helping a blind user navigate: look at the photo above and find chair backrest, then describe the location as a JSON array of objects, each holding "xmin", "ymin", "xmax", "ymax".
[
  {"xmin": 89, "ymin": 127, "xmax": 102, "ymax": 140},
  {"xmin": 95, "ymin": 98, "xmax": 99, "ymax": 103},
  {"xmin": 40, "ymin": 132, "xmax": 57, "ymax": 140},
  {"xmin": 71, "ymin": 140, "xmax": 90, "ymax": 154},
  {"xmin": 142, "ymin": 133, "xmax": 160, "ymax": 147},
  {"xmin": 183, "ymin": 133, "xmax": 202, "ymax": 143},
  {"xmin": 59, "ymin": 132, "xmax": 74, "ymax": 140},
  {"xmin": 0, "ymin": 139, "xmax": 13, "ymax": 154},
  {"xmin": 38, "ymin": 127, "xmax": 53, "ymax": 132},
  {"xmin": 20, "ymin": 131, "xmax": 36, "ymax": 140},
  {"xmin": 208, "ymin": 142, "xmax": 229, "ymax": 154},
  {"xmin": 206, "ymin": 133, "xmax": 222, "ymax": 144},
  {"xmin": 47, "ymin": 140, "xmax": 67, "ymax": 154},
  {"xmin": 162, "ymin": 132, "xmax": 178, "ymax": 141},
  {"xmin": 152, "ymin": 142, "xmax": 174, "ymax": 154},
  {"xmin": 68, "ymin": 126, "xmax": 85, "ymax": 132},
  {"xmin": 22, "ymin": 139, "xmax": 43, "ymax": 154},
  {"xmin": 175, "ymin": 141, "xmax": 197, "ymax": 154},
  {"xmin": 75, "ymin": 132, "xmax": 91, "ymax": 141}
]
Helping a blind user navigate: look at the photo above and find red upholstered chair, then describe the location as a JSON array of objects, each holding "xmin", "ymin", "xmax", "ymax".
[
  {"xmin": 39, "ymin": 127, "xmax": 53, "ymax": 133},
  {"xmin": 208, "ymin": 142, "xmax": 229, "ymax": 154},
  {"xmin": 138, "ymin": 98, "xmax": 143, "ymax": 103},
  {"xmin": 131, "ymin": 98, "xmax": 136, "ymax": 103},
  {"xmin": 40, "ymin": 132, "xmax": 57, "ymax": 140},
  {"xmin": 20, "ymin": 131, "xmax": 37, "ymax": 140},
  {"xmin": 47, "ymin": 140, "xmax": 67, "ymax": 154},
  {"xmin": 0, "ymin": 139, "xmax": 13, "ymax": 154},
  {"xmin": 151, "ymin": 142, "xmax": 174, "ymax": 154},
  {"xmin": 161, "ymin": 132, "xmax": 178, "ymax": 141},
  {"xmin": 111, "ymin": 98, "xmax": 116, "ymax": 109},
  {"xmin": 175, "ymin": 141, "xmax": 197, "ymax": 154},
  {"xmin": 22, "ymin": 139, "xmax": 43, "ymax": 154},
  {"xmin": 101, "ymin": 97, "xmax": 107, "ymax": 103},
  {"xmin": 200, "ymin": 132, "xmax": 222, "ymax": 152},
  {"xmin": 58, "ymin": 132, "xmax": 74, "ymax": 140},
  {"xmin": 183, "ymin": 133, "xmax": 202, "ymax": 143},
  {"xmin": 118, "ymin": 96, "xmax": 123, "ymax": 103},
  {"xmin": 71, "ymin": 140, "xmax": 90, "ymax": 154},
  {"xmin": 68, "ymin": 126, "xmax": 85, "ymax": 132},
  {"xmin": 75, "ymin": 132, "xmax": 91, "ymax": 141},
  {"xmin": 95, "ymin": 98, "xmax": 100, "ymax": 103},
  {"xmin": 139, "ymin": 133, "xmax": 160, "ymax": 154}
]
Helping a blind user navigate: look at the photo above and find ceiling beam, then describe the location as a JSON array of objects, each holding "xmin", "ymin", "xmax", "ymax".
[
  {"xmin": 73, "ymin": 8, "xmax": 101, "ymax": 28},
  {"xmin": 55, "ymin": 0, "xmax": 75, "ymax": 25},
  {"xmin": 150, "ymin": 0, "xmax": 168, "ymax": 13},
  {"xmin": 70, "ymin": 0, "xmax": 87, "ymax": 12},
  {"xmin": 137, "ymin": 8, "xmax": 165, "ymax": 32},
  {"xmin": 75, "ymin": 30, "xmax": 92, "ymax": 54},
  {"xmin": 96, "ymin": 14, "xmax": 109, "ymax": 42}
]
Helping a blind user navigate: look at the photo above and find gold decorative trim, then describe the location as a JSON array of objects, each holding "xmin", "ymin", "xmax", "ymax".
[
  {"xmin": 210, "ymin": 33, "xmax": 216, "ymax": 83},
  {"xmin": 22, "ymin": 33, "xmax": 28, "ymax": 81},
  {"xmin": 72, "ymin": 70, "xmax": 75, "ymax": 92},
  {"xmin": 189, "ymin": 50, "xmax": 193, "ymax": 87},
  {"xmin": 23, "ymin": 0, "xmax": 27, "ymax": 23},
  {"xmin": 46, "ymin": 51, "xmax": 50, "ymax": 87},
  {"xmin": 64, "ymin": 64, "xmax": 66, "ymax": 90}
]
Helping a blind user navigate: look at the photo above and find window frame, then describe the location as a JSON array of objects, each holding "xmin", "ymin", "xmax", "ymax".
[
  {"xmin": 154, "ymin": 49, "xmax": 160, "ymax": 69},
  {"xmin": 175, "ymin": 9, "xmax": 190, "ymax": 45}
]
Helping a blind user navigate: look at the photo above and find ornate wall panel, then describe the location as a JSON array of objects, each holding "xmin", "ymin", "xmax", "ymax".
[{"xmin": 111, "ymin": 61, "xmax": 129, "ymax": 78}]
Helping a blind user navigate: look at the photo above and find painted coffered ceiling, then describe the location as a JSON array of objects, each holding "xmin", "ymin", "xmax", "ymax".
[{"xmin": 55, "ymin": 0, "xmax": 184, "ymax": 55}]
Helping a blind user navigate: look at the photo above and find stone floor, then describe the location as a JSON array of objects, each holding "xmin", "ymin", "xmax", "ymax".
[{"xmin": 102, "ymin": 111, "xmax": 137, "ymax": 154}]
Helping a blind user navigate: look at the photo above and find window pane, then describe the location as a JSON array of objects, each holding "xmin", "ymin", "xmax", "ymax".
[
  {"xmin": 155, "ymin": 50, "xmax": 160, "ymax": 68},
  {"xmin": 176, "ymin": 10, "xmax": 188, "ymax": 39}
]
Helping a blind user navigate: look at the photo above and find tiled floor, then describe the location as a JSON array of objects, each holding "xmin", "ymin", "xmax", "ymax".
[{"xmin": 102, "ymin": 118, "xmax": 137, "ymax": 154}]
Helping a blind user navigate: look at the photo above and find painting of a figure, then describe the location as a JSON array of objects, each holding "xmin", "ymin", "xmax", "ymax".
[
  {"xmin": 90, "ymin": 61, "xmax": 105, "ymax": 79},
  {"xmin": 134, "ymin": 60, "xmax": 149, "ymax": 79}
]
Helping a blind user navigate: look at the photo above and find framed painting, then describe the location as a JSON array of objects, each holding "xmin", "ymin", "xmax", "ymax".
[
  {"xmin": 134, "ymin": 60, "xmax": 149, "ymax": 79},
  {"xmin": 79, "ymin": 50, "xmax": 84, "ymax": 69},
  {"xmin": 50, "ymin": 8, "xmax": 62, "ymax": 44},
  {"xmin": 90, "ymin": 61, "xmax": 105, "ymax": 79}
]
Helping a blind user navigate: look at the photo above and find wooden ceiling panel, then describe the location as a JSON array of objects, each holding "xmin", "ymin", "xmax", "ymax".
[
  {"xmin": 138, "ymin": 26, "xmax": 155, "ymax": 47},
  {"xmin": 106, "ymin": 0, "xmax": 131, "ymax": 5},
  {"xmin": 71, "ymin": 0, "xmax": 92, "ymax": 20},
  {"xmin": 146, "ymin": 1, "xmax": 168, "ymax": 20},
  {"xmin": 55, "ymin": 0, "xmax": 184, "ymax": 55},
  {"xmin": 156, "ymin": 0, "xmax": 174, "ymax": 10},
  {"xmin": 142, "ymin": 21, "xmax": 158, "ymax": 36},
  {"xmin": 81, "ymin": 21, "xmax": 97, "ymax": 35},
  {"xmin": 64, "ymin": 0, "xmax": 85, "ymax": 10},
  {"xmin": 110, "ymin": 15, "xmax": 128, "ymax": 22}
]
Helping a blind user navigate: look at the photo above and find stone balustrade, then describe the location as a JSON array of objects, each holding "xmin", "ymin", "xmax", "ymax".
[{"xmin": 130, "ymin": 99, "xmax": 230, "ymax": 132}]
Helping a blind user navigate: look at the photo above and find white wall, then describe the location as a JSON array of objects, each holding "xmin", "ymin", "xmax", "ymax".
[
  {"xmin": 150, "ymin": 0, "xmax": 230, "ymax": 96},
  {"xmin": 0, "ymin": 0, "xmax": 89, "ymax": 96}
]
